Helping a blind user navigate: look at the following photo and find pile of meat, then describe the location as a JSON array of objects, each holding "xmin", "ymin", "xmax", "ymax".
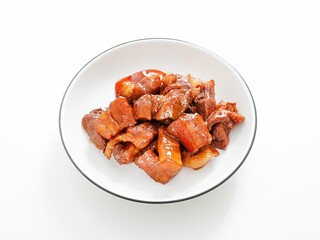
[{"xmin": 82, "ymin": 69, "xmax": 245, "ymax": 184}]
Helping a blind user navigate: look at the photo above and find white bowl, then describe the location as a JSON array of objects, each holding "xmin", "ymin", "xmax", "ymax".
[{"xmin": 59, "ymin": 38, "xmax": 257, "ymax": 203}]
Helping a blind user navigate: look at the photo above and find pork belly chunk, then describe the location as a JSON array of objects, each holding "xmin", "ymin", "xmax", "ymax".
[
  {"xmin": 195, "ymin": 80, "xmax": 216, "ymax": 120},
  {"xmin": 94, "ymin": 108, "xmax": 120, "ymax": 140},
  {"xmin": 166, "ymin": 113, "xmax": 212, "ymax": 153},
  {"xmin": 134, "ymin": 94, "xmax": 152, "ymax": 121},
  {"xmin": 207, "ymin": 101, "xmax": 245, "ymax": 130},
  {"xmin": 151, "ymin": 95, "xmax": 165, "ymax": 119},
  {"xmin": 157, "ymin": 127, "xmax": 182, "ymax": 177},
  {"xmin": 115, "ymin": 69, "xmax": 166, "ymax": 101},
  {"xmin": 104, "ymin": 122, "xmax": 157, "ymax": 159},
  {"xmin": 211, "ymin": 123, "xmax": 231, "ymax": 150},
  {"xmin": 182, "ymin": 145, "xmax": 219, "ymax": 169},
  {"xmin": 109, "ymin": 96, "xmax": 136, "ymax": 130},
  {"xmin": 135, "ymin": 150, "xmax": 173, "ymax": 184},
  {"xmin": 155, "ymin": 89, "xmax": 192, "ymax": 121},
  {"xmin": 81, "ymin": 108, "xmax": 107, "ymax": 150}
]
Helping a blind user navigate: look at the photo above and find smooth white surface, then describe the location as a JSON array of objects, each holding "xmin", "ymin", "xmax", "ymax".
[
  {"xmin": 60, "ymin": 39, "xmax": 256, "ymax": 203},
  {"xmin": 1, "ymin": 0, "xmax": 319, "ymax": 239}
]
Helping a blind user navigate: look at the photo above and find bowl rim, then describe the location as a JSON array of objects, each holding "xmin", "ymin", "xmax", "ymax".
[{"xmin": 59, "ymin": 37, "xmax": 257, "ymax": 204}]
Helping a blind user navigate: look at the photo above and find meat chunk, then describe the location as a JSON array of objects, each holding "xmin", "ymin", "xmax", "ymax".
[
  {"xmin": 134, "ymin": 94, "xmax": 152, "ymax": 121},
  {"xmin": 137, "ymin": 72, "xmax": 162, "ymax": 95},
  {"xmin": 81, "ymin": 109, "xmax": 107, "ymax": 150},
  {"xmin": 211, "ymin": 123, "xmax": 231, "ymax": 150},
  {"xmin": 104, "ymin": 122, "xmax": 157, "ymax": 159},
  {"xmin": 112, "ymin": 142, "xmax": 140, "ymax": 165},
  {"xmin": 115, "ymin": 69, "xmax": 166, "ymax": 101},
  {"xmin": 94, "ymin": 108, "xmax": 120, "ymax": 140},
  {"xmin": 162, "ymin": 74, "xmax": 202, "ymax": 98},
  {"xmin": 151, "ymin": 95, "xmax": 165, "ymax": 119},
  {"xmin": 122, "ymin": 122, "xmax": 158, "ymax": 149},
  {"xmin": 109, "ymin": 96, "xmax": 136, "ymax": 130},
  {"xmin": 157, "ymin": 127, "xmax": 182, "ymax": 177},
  {"xmin": 82, "ymin": 108, "xmax": 102, "ymax": 129},
  {"xmin": 195, "ymin": 80, "xmax": 216, "ymax": 120},
  {"xmin": 161, "ymin": 74, "xmax": 192, "ymax": 95},
  {"xmin": 182, "ymin": 145, "xmax": 219, "ymax": 169},
  {"xmin": 135, "ymin": 150, "xmax": 173, "ymax": 184},
  {"xmin": 160, "ymin": 74, "xmax": 177, "ymax": 93},
  {"xmin": 206, "ymin": 107, "xmax": 230, "ymax": 130},
  {"xmin": 167, "ymin": 113, "xmax": 212, "ymax": 153},
  {"xmin": 155, "ymin": 89, "xmax": 192, "ymax": 121},
  {"xmin": 206, "ymin": 101, "xmax": 245, "ymax": 130}
]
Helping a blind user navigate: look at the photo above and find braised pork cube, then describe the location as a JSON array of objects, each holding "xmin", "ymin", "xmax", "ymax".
[
  {"xmin": 137, "ymin": 71, "xmax": 163, "ymax": 94},
  {"xmin": 167, "ymin": 113, "xmax": 212, "ymax": 153},
  {"xmin": 134, "ymin": 94, "xmax": 152, "ymax": 121},
  {"xmin": 182, "ymin": 145, "xmax": 219, "ymax": 169},
  {"xmin": 157, "ymin": 127, "xmax": 182, "ymax": 177},
  {"xmin": 82, "ymin": 108, "xmax": 101, "ymax": 129},
  {"xmin": 94, "ymin": 108, "xmax": 120, "ymax": 140},
  {"xmin": 195, "ymin": 80, "xmax": 216, "ymax": 120},
  {"xmin": 104, "ymin": 122, "xmax": 157, "ymax": 159},
  {"xmin": 151, "ymin": 95, "xmax": 165, "ymax": 119},
  {"xmin": 218, "ymin": 101, "xmax": 245, "ymax": 126},
  {"xmin": 109, "ymin": 96, "xmax": 136, "ymax": 130},
  {"xmin": 122, "ymin": 122, "xmax": 158, "ymax": 149},
  {"xmin": 211, "ymin": 123, "xmax": 231, "ymax": 150},
  {"xmin": 115, "ymin": 69, "xmax": 166, "ymax": 101},
  {"xmin": 206, "ymin": 108, "xmax": 230, "ymax": 131},
  {"xmin": 155, "ymin": 89, "xmax": 192, "ymax": 121},
  {"xmin": 82, "ymin": 108, "xmax": 107, "ymax": 150},
  {"xmin": 206, "ymin": 101, "xmax": 245, "ymax": 130},
  {"xmin": 112, "ymin": 142, "xmax": 140, "ymax": 165},
  {"xmin": 160, "ymin": 74, "xmax": 177, "ymax": 93},
  {"xmin": 135, "ymin": 150, "xmax": 173, "ymax": 184},
  {"xmin": 161, "ymin": 74, "xmax": 192, "ymax": 95}
]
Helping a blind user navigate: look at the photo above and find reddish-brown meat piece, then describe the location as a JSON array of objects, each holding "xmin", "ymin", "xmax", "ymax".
[
  {"xmin": 151, "ymin": 95, "xmax": 165, "ymax": 119},
  {"xmin": 155, "ymin": 89, "xmax": 192, "ymax": 121},
  {"xmin": 161, "ymin": 75, "xmax": 192, "ymax": 95},
  {"xmin": 157, "ymin": 127, "xmax": 182, "ymax": 177},
  {"xmin": 160, "ymin": 74, "xmax": 177, "ymax": 93},
  {"xmin": 206, "ymin": 101, "xmax": 245, "ymax": 130},
  {"xmin": 211, "ymin": 123, "xmax": 231, "ymax": 150},
  {"xmin": 134, "ymin": 94, "xmax": 152, "ymax": 121},
  {"xmin": 115, "ymin": 69, "xmax": 166, "ymax": 101},
  {"xmin": 104, "ymin": 122, "xmax": 157, "ymax": 159},
  {"xmin": 109, "ymin": 96, "xmax": 136, "ymax": 130},
  {"xmin": 94, "ymin": 108, "xmax": 120, "ymax": 140},
  {"xmin": 206, "ymin": 107, "xmax": 230, "ymax": 130},
  {"xmin": 195, "ymin": 80, "xmax": 216, "ymax": 120},
  {"xmin": 135, "ymin": 150, "xmax": 173, "ymax": 184},
  {"xmin": 112, "ymin": 142, "xmax": 140, "ymax": 165},
  {"xmin": 137, "ymin": 72, "xmax": 162, "ymax": 95},
  {"xmin": 123, "ymin": 122, "xmax": 158, "ymax": 149},
  {"xmin": 167, "ymin": 113, "xmax": 212, "ymax": 153},
  {"xmin": 82, "ymin": 108, "xmax": 101, "ymax": 129},
  {"xmin": 81, "ymin": 109, "xmax": 107, "ymax": 150},
  {"xmin": 182, "ymin": 145, "xmax": 219, "ymax": 169}
]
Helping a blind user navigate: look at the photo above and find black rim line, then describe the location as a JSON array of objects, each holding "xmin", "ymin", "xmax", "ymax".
[{"xmin": 58, "ymin": 37, "xmax": 258, "ymax": 204}]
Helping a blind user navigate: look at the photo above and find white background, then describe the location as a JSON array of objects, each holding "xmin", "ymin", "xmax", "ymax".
[{"xmin": 1, "ymin": 0, "xmax": 319, "ymax": 239}]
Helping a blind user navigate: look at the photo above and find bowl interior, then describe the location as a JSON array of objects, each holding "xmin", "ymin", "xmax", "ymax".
[{"xmin": 60, "ymin": 39, "xmax": 256, "ymax": 203}]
